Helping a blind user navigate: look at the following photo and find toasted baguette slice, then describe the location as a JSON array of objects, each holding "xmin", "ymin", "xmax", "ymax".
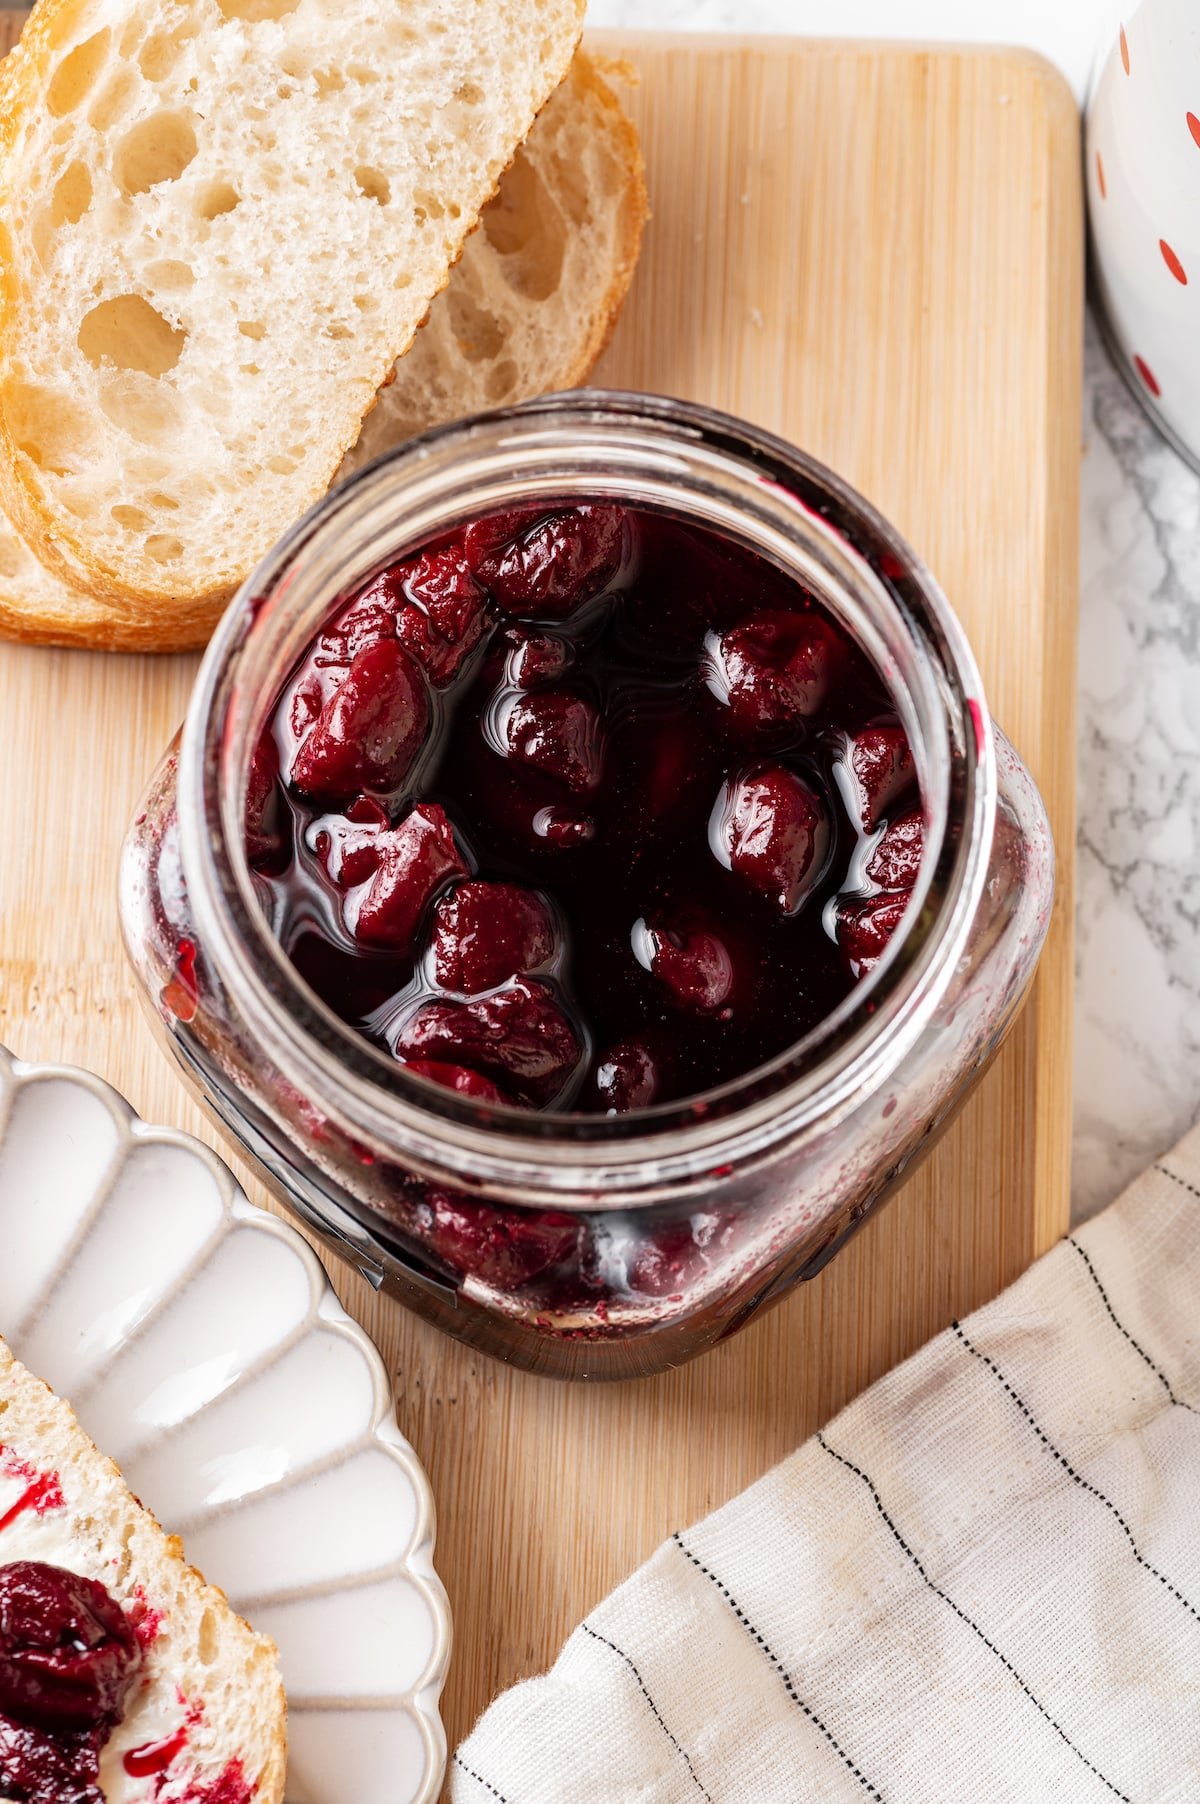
[
  {"xmin": 0, "ymin": 1334, "xmax": 286, "ymax": 1802},
  {"xmin": 0, "ymin": 48, "xmax": 646, "ymax": 653},
  {"xmin": 0, "ymin": 0, "xmax": 585, "ymax": 622},
  {"xmin": 0, "ymin": 511, "xmax": 160, "ymax": 650},
  {"xmin": 342, "ymin": 50, "xmax": 646, "ymax": 474}
]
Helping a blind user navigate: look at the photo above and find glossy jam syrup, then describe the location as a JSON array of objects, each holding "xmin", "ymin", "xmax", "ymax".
[{"xmin": 248, "ymin": 505, "xmax": 923, "ymax": 1114}]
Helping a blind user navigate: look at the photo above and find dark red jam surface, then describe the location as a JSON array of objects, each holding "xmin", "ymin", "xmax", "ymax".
[
  {"xmin": 248, "ymin": 504, "xmax": 922, "ymax": 1114},
  {"xmin": 0, "ymin": 1559, "xmax": 141, "ymax": 1804}
]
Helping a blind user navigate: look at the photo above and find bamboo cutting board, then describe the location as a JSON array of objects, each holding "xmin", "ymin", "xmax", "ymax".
[{"xmin": 0, "ymin": 24, "xmax": 1082, "ymax": 1782}]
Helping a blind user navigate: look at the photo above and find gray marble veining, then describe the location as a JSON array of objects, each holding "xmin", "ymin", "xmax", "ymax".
[{"xmin": 1074, "ymin": 315, "xmax": 1200, "ymax": 1218}]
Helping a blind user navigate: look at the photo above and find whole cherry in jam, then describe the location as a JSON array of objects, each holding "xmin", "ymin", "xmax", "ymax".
[
  {"xmin": 493, "ymin": 688, "xmax": 606, "ymax": 797},
  {"xmin": 633, "ymin": 915, "xmax": 736, "ymax": 1016},
  {"xmin": 592, "ymin": 1038, "xmax": 661, "ymax": 1112},
  {"xmin": 396, "ymin": 977, "xmax": 582, "ymax": 1107},
  {"xmin": 344, "ymin": 804, "xmax": 466, "ymax": 954},
  {"xmin": 845, "ymin": 720, "xmax": 916, "ymax": 830},
  {"xmin": 416, "ymin": 1191, "xmax": 580, "ymax": 1290},
  {"xmin": 430, "ymin": 881, "xmax": 555, "ymax": 994},
  {"xmin": 703, "ymin": 611, "xmax": 847, "ymax": 732},
  {"xmin": 249, "ymin": 502, "xmax": 924, "ymax": 1116},
  {"xmin": 711, "ymin": 763, "xmax": 831, "ymax": 915},
  {"xmin": 291, "ymin": 639, "xmax": 429, "ymax": 801},
  {"xmin": 464, "ymin": 503, "xmax": 630, "ymax": 616}
]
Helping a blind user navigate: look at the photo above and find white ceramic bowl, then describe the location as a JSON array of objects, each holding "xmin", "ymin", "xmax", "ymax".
[
  {"xmin": 0, "ymin": 1045, "xmax": 450, "ymax": 1804},
  {"xmin": 1087, "ymin": 1, "xmax": 1200, "ymax": 469}
]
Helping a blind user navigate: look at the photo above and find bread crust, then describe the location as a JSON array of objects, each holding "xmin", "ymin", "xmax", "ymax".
[
  {"xmin": 0, "ymin": 1334, "xmax": 287, "ymax": 1803},
  {"xmin": 0, "ymin": 42, "xmax": 645, "ymax": 654},
  {"xmin": 548, "ymin": 52, "xmax": 648, "ymax": 388},
  {"xmin": 0, "ymin": 0, "xmax": 586, "ymax": 622}
]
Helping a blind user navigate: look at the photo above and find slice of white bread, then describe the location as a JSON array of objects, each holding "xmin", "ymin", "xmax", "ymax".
[
  {"xmin": 341, "ymin": 50, "xmax": 645, "ymax": 473},
  {"xmin": 0, "ymin": 46, "xmax": 645, "ymax": 652},
  {"xmin": 0, "ymin": 1333, "xmax": 285, "ymax": 1802},
  {"xmin": 0, "ymin": 0, "xmax": 586, "ymax": 624}
]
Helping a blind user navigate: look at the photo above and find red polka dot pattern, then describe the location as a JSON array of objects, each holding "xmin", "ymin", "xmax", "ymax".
[
  {"xmin": 1161, "ymin": 240, "xmax": 1187, "ymax": 285},
  {"xmin": 1120, "ymin": 25, "xmax": 1130, "ymax": 75},
  {"xmin": 1189, "ymin": 111, "xmax": 1200, "ymax": 149},
  {"xmin": 1133, "ymin": 354, "xmax": 1161, "ymax": 398}
]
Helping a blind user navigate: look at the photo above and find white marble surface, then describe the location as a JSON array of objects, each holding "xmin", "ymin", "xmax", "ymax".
[
  {"xmin": 1075, "ymin": 319, "xmax": 1200, "ymax": 1217},
  {"xmin": 591, "ymin": 0, "xmax": 1200, "ymax": 1220}
]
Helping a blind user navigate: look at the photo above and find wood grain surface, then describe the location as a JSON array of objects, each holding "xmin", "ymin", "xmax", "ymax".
[{"xmin": 0, "ymin": 23, "xmax": 1083, "ymax": 1788}]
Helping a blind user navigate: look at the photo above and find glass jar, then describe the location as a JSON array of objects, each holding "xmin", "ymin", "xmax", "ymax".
[{"xmin": 120, "ymin": 394, "xmax": 1054, "ymax": 1381}]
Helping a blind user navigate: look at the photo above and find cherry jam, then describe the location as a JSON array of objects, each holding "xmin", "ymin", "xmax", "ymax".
[
  {"xmin": 0, "ymin": 1560, "xmax": 141, "ymax": 1804},
  {"xmin": 248, "ymin": 504, "xmax": 922, "ymax": 1111}
]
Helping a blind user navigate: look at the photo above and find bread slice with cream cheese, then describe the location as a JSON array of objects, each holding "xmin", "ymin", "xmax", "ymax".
[{"xmin": 0, "ymin": 1333, "xmax": 286, "ymax": 1802}]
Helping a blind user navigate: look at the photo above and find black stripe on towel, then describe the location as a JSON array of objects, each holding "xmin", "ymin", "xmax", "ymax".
[
  {"xmin": 453, "ymin": 1753, "xmax": 511, "ymax": 1802},
  {"xmin": 581, "ymin": 1622, "xmax": 714, "ymax": 1801},
  {"xmin": 1155, "ymin": 1162, "xmax": 1200, "ymax": 1204},
  {"xmin": 816, "ymin": 1434, "xmax": 1132, "ymax": 1803},
  {"xmin": 953, "ymin": 1319, "xmax": 1200, "ymax": 1631},
  {"xmin": 673, "ymin": 1531, "xmax": 886, "ymax": 1802},
  {"xmin": 1067, "ymin": 1237, "xmax": 1199, "ymax": 1415}
]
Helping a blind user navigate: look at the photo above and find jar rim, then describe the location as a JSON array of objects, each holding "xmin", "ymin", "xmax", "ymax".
[{"xmin": 179, "ymin": 392, "xmax": 996, "ymax": 1193}]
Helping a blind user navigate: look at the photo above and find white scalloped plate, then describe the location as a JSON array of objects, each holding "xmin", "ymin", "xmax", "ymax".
[{"xmin": 0, "ymin": 1046, "xmax": 450, "ymax": 1804}]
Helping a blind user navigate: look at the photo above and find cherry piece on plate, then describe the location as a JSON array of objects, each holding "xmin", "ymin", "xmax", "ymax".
[
  {"xmin": 0, "ymin": 1561, "xmax": 141, "ymax": 1731},
  {"xmin": 836, "ymin": 892, "xmax": 911, "ymax": 978},
  {"xmin": 350, "ymin": 802, "xmax": 467, "ymax": 952},
  {"xmin": 866, "ymin": 807, "xmax": 924, "ymax": 891},
  {"xmin": 405, "ymin": 1059, "xmax": 509, "ymax": 1104},
  {"xmin": 633, "ymin": 916, "xmax": 735, "ymax": 1015},
  {"xmin": 466, "ymin": 504, "xmax": 629, "ymax": 617},
  {"xmin": 430, "ymin": 881, "xmax": 555, "ymax": 993},
  {"xmin": 711, "ymin": 763, "xmax": 830, "ymax": 914},
  {"xmin": 703, "ymin": 611, "xmax": 847, "ymax": 731},
  {"xmin": 396, "ymin": 976, "xmax": 582, "ymax": 1105},
  {"xmin": 594, "ymin": 1038, "xmax": 661, "ymax": 1112},
  {"xmin": 418, "ymin": 1191, "xmax": 579, "ymax": 1289},
  {"xmin": 291, "ymin": 639, "xmax": 430, "ymax": 802},
  {"xmin": 846, "ymin": 722, "xmax": 916, "ymax": 830},
  {"xmin": 498, "ymin": 689, "xmax": 605, "ymax": 795}
]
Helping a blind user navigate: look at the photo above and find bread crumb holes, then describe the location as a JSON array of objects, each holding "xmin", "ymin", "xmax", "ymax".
[
  {"xmin": 115, "ymin": 111, "xmax": 199, "ymax": 196},
  {"xmin": 78, "ymin": 296, "xmax": 186, "ymax": 377},
  {"xmin": 355, "ymin": 165, "xmax": 390, "ymax": 206},
  {"xmin": 46, "ymin": 31, "xmax": 110, "ymax": 116}
]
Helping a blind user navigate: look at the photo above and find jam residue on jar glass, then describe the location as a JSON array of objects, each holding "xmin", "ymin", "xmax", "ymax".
[
  {"xmin": 248, "ymin": 504, "xmax": 925, "ymax": 1116},
  {"xmin": 0, "ymin": 1559, "xmax": 142, "ymax": 1804}
]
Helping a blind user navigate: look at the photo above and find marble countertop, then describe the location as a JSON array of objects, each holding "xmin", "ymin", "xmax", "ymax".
[{"xmin": 590, "ymin": 0, "xmax": 1200, "ymax": 1222}]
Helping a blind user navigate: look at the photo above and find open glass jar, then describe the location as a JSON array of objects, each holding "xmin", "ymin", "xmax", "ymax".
[{"xmin": 120, "ymin": 394, "xmax": 1054, "ymax": 1380}]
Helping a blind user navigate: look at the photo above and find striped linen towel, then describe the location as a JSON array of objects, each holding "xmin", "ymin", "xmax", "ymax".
[{"xmin": 451, "ymin": 1128, "xmax": 1200, "ymax": 1802}]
